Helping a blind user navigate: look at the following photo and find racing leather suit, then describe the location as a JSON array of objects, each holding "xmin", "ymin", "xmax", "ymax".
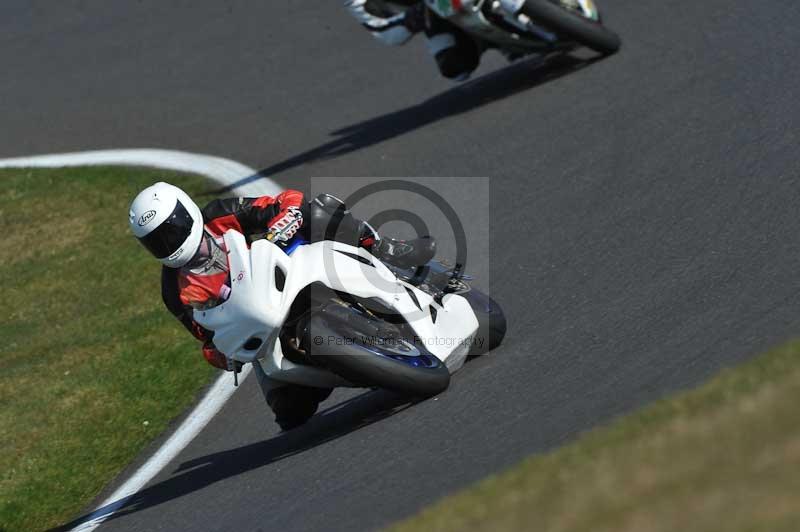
[
  {"xmin": 161, "ymin": 190, "xmax": 378, "ymax": 369},
  {"xmin": 160, "ymin": 191, "xmax": 434, "ymax": 430},
  {"xmin": 344, "ymin": 0, "xmax": 480, "ymax": 79},
  {"xmin": 158, "ymin": 191, "xmax": 346, "ymax": 430},
  {"xmin": 163, "ymin": 191, "xmax": 297, "ymax": 363}
]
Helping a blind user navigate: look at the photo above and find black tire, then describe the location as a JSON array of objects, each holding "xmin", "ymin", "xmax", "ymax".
[
  {"xmin": 305, "ymin": 303, "xmax": 451, "ymax": 398},
  {"xmin": 463, "ymin": 290, "xmax": 507, "ymax": 356},
  {"xmin": 521, "ymin": 0, "xmax": 621, "ymax": 55}
]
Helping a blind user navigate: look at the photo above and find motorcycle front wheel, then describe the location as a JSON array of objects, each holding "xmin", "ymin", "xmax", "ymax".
[
  {"xmin": 303, "ymin": 302, "xmax": 451, "ymax": 398},
  {"xmin": 522, "ymin": 0, "xmax": 621, "ymax": 55}
]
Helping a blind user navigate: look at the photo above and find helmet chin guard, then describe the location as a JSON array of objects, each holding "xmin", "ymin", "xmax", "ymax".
[{"xmin": 129, "ymin": 182, "xmax": 204, "ymax": 268}]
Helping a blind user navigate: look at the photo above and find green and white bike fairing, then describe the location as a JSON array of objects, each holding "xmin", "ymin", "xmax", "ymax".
[{"xmin": 425, "ymin": 0, "xmax": 611, "ymax": 53}]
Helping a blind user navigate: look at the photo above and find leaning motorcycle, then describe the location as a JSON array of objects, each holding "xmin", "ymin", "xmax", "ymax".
[
  {"xmin": 193, "ymin": 230, "xmax": 506, "ymax": 400},
  {"xmin": 425, "ymin": 0, "xmax": 620, "ymax": 56}
]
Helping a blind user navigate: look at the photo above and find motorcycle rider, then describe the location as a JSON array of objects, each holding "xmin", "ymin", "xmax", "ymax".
[
  {"xmin": 344, "ymin": 0, "xmax": 481, "ymax": 80},
  {"xmin": 128, "ymin": 182, "xmax": 435, "ymax": 430}
]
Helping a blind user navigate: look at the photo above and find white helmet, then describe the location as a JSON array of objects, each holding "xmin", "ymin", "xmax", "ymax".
[{"xmin": 129, "ymin": 182, "xmax": 204, "ymax": 268}]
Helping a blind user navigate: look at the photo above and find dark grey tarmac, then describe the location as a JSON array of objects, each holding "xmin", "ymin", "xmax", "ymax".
[{"xmin": 3, "ymin": 1, "xmax": 799, "ymax": 531}]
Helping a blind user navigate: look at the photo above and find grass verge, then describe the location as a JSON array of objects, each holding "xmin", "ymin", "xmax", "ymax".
[
  {"xmin": 391, "ymin": 341, "xmax": 800, "ymax": 532},
  {"xmin": 0, "ymin": 167, "xmax": 220, "ymax": 532}
]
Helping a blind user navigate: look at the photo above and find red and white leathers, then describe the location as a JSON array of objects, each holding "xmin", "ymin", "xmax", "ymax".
[
  {"xmin": 161, "ymin": 191, "xmax": 381, "ymax": 370},
  {"xmin": 161, "ymin": 190, "xmax": 308, "ymax": 369}
]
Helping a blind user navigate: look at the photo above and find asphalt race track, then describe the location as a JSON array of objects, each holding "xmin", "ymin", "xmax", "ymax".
[{"xmin": 3, "ymin": 2, "xmax": 800, "ymax": 531}]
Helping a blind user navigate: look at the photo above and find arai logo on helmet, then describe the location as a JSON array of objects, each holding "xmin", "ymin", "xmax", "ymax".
[
  {"xmin": 168, "ymin": 246, "xmax": 184, "ymax": 260},
  {"xmin": 138, "ymin": 210, "xmax": 157, "ymax": 226}
]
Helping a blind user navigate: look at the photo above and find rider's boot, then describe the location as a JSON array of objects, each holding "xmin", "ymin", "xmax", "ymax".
[
  {"xmin": 306, "ymin": 193, "xmax": 437, "ymax": 268},
  {"xmin": 371, "ymin": 236, "xmax": 437, "ymax": 269},
  {"xmin": 358, "ymin": 219, "xmax": 436, "ymax": 268}
]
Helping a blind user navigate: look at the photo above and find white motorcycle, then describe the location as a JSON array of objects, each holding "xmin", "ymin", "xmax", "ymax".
[
  {"xmin": 425, "ymin": 0, "xmax": 620, "ymax": 56},
  {"xmin": 194, "ymin": 230, "xmax": 506, "ymax": 400}
]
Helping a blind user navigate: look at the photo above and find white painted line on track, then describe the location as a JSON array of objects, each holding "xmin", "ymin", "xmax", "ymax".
[
  {"xmin": 71, "ymin": 367, "xmax": 253, "ymax": 532},
  {"xmin": 0, "ymin": 148, "xmax": 282, "ymax": 196},
  {"xmin": 0, "ymin": 148, "xmax": 281, "ymax": 532}
]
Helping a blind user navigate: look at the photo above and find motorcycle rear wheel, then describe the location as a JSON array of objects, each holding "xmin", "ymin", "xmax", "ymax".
[
  {"xmin": 462, "ymin": 290, "xmax": 507, "ymax": 356},
  {"xmin": 521, "ymin": 0, "xmax": 621, "ymax": 55}
]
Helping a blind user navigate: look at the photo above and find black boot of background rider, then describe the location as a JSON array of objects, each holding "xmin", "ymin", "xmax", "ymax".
[
  {"xmin": 266, "ymin": 385, "xmax": 333, "ymax": 431},
  {"xmin": 426, "ymin": 11, "xmax": 480, "ymax": 80}
]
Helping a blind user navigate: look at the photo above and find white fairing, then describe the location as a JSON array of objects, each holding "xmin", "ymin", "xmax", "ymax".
[{"xmin": 193, "ymin": 231, "xmax": 479, "ymax": 388}]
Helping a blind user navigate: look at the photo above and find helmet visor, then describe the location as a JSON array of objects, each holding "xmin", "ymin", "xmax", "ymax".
[{"xmin": 137, "ymin": 199, "xmax": 195, "ymax": 259}]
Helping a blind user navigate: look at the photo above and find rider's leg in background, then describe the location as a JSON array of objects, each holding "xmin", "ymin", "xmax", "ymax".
[
  {"xmin": 425, "ymin": 12, "xmax": 480, "ymax": 81},
  {"xmin": 266, "ymin": 384, "xmax": 333, "ymax": 431}
]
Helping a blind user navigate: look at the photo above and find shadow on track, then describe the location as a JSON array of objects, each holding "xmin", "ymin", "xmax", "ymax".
[
  {"xmin": 216, "ymin": 53, "xmax": 599, "ymax": 194},
  {"xmin": 51, "ymin": 390, "xmax": 413, "ymax": 531}
]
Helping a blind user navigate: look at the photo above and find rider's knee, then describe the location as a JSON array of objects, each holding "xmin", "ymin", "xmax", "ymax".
[
  {"xmin": 312, "ymin": 193, "xmax": 346, "ymax": 213},
  {"xmin": 307, "ymin": 193, "xmax": 361, "ymax": 243},
  {"xmin": 428, "ymin": 32, "xmax": 479, "ymax": 80},
  {"xmin": 266, "ymin": 384, "xmax": 331, "ymax": 431}
]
